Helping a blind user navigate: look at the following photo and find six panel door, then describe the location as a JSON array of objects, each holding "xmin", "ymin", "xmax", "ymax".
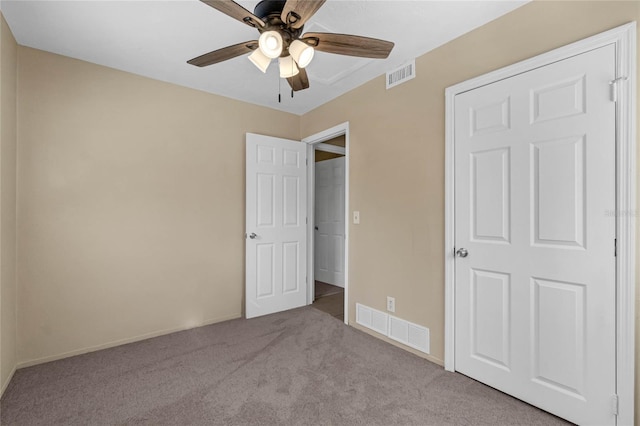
[
  {"xmin": 246, "ymin": 133, "xmax": 307, "ymax": 319},
  {"xmin": 454, "ymin": 45, "xmax": 616, "ymax": 425}
]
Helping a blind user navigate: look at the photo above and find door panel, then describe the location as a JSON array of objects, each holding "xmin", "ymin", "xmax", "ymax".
[
  {"xmin": 246, "ymin": 133, "xmax": 307, "ymax": 318},
  {"xmin": 532, "ymin": 277, "xmax": 586, "ymax": 397},
  {"xmin": 314, "ymin": 156, "xmax": 346, "ymax": 287},
  {"xmin": 532, "ymin": 136, "xmax": 585, "ymax": 247},
  {"xmin": 471, "ymin": 268, "xmax": 511, "ymax": 369},
  {"xmin": 454, "ymin": 45, "xmax": 616, "ymax": 425},
  {"xmin": 471, "ymin": 148, "xmax": 510, "ymax": 243}
]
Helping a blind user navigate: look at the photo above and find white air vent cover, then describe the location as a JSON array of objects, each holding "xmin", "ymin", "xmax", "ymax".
[
  {"xmin": 386, "ymin": 59, "xmax": 416, "ymax": 89},
  {"xmin": 356, "ymin": 303, "xmax": 388, "ymax": 336},
  {"xmin": 389, "ymin": 315, "xmax": 430, "ymax": 354},
  {"xmin": 355, "ymin": 303, "xmax": 430, "ymax": 355}
]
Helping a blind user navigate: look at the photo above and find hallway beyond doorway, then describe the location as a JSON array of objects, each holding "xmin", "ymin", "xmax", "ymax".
[{"xmin": 312, "ymin": 281, "xmax": 344, "ymax": 321}]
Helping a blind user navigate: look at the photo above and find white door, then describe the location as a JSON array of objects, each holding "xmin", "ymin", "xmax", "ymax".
[
  {"xmin": 314, "ymin": 156, "xmax": 346, "ymax": 287},
  {"xmin": 246, "ymin": 133, "xmax": 307, "ymax": 319},
  {"xmin": 454, "ymin": 45, "xmax": 616, "ymax": 425}
]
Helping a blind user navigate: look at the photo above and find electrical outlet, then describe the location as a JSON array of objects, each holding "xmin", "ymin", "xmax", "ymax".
[
  {"xmin": 353, "ymin": 211, "xmax": 360, "ymax": 224},
  {"xmin": 387, "ymin": 296, "xmax": 395, "ymax": 313}
]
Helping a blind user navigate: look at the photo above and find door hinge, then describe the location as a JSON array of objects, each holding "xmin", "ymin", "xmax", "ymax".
[
  {"xmin": 609, "ymin": 76, "xmax": 627, "ymax": 102},
  {"xmin": 306, "ymin": 217, "xmax": 308, "ymax": 224},
  {"xmin": 611, "ymin": 394, "xmax": 619, "ymax": 416},
  {"xmin": 614, "ymin": 238, "xmax": 617, "ymax": 257},
  {"xmin": 306, "ymin": 158, "xmax": 308, "ymax": 166}
]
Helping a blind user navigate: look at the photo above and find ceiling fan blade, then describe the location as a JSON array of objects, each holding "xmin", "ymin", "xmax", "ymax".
[
  {"xmin": 287, "ymin": 68, "xmax": 310, "ymax": 92},
  {"xmin": 281, "ymin": 0, "xmax": 326, "ymax": 29},
  {"xmin": 201, "ymin": 0, "xmax": 265, "ymax": 28},
  {"xmin": 302, "ymin": 32, "xmax": 394, "ymax": 59},
  {"xmin": 187, "ymin": 41, "xmax": 258, "ymax": 67}
]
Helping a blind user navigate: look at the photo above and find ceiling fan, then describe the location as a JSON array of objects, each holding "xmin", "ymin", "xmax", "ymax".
[{"xmin": 187, "ymin": 0, "xmax": 395, "ymax": 92}]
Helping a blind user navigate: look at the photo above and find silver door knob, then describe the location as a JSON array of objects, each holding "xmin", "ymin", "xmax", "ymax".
[
  {"xmin": 248, "ymin": 233, "xmax": 258, "ymax": 239},
  {"xmin": 456, "ymin": 248, "xmax": 469, "ymax": 258}
]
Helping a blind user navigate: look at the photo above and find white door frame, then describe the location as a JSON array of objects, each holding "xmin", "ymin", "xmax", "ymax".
[
  {"xmin": 303, "ymin": 122, "xmax": 350, "ymax": 324},
  {"xmin": 444, "ymin": 23, "xmax": 636, "ymax": 424}
]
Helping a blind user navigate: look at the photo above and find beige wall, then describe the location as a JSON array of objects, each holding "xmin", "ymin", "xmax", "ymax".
[
  {"xmin": 0, "ymin": 14, "xmax": 18, "ymax": 394},
  {"xmin": 16, "ymin": 47, "xmax": 299, "ymax": 365},
  {"xmin": 301, "ymin": 0, "xmax": 640, "ymax": 414}
]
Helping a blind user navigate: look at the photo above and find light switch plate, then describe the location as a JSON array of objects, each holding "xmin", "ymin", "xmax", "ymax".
[{"xmin": 353, "ymin": 211, "xmax": 360, "ymax": 224}]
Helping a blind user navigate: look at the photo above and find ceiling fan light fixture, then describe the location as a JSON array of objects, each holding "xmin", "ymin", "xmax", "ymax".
[
  {"xmin": 279, "ymin": 56, "xmax": 299, "ymax": 78},
  {"xmin": 187, "ymin": 0, "xmax": 395, "ymax": 93},
  {"xmin": 289, "ymin": 40, "xmax": 314, "ymax": 68},
  {"xmin": 258, "ymin": 30, "xmax": 283, "ymax": 59},
  {"xmin": 248, "ymin": 48, "xmax": 271, "ymax": 73}
]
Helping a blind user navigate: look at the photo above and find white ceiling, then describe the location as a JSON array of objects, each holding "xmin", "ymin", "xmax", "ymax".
[{"xmin": 0, "ymin": 0, "xmax": 529, "ymax": 115}]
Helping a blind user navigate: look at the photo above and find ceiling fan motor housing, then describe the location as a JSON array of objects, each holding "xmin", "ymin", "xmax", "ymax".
[
  {"xmin": 253, "ymin": 0, "xmax": 286, "ymax": 20},
  {"xmin": 254, "ymin": 0, "xmax": 303, "ymax": 56}
]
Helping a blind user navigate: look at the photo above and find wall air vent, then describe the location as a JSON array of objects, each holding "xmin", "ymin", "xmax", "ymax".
[
  {"xmin": 356, "ymin": 303, "xmax": 388, "ymax": 336},
  {"xmin": 386, "ymin": 59, "xmax": 415, "ymax": 89},
  {"xmin": 388, "ymin": 315, "xmax": 430, "ymax": 354},
  {"xmin": 355, "ymin": 303, "xmax": 430, "ymax": 355}
]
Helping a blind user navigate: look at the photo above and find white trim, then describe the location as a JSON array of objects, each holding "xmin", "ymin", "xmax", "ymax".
[
  {"xmin": 1, "ymin": 365, "xmax": 16, "ymax": 397},
  {"xmin": 315, "ymin": 142, "xmax": 346, "ymax": 156},
  {"xmin": 444, "ymin": 81, "xmax": 456, "ymax": 371},
  {"xmin": 302, "ymin": 122, "xmax": 350, "ymax": 325},
  {"xmin": 444, "ymin": 22, "xmax": 636, "ymax": 425},
  {"xmin": 303, "ymin": 122, "xmax": 349, "ymax": 145},
  {"xmin": 612, "ymin": 22, "xmax": 636, "ymax": 426}
]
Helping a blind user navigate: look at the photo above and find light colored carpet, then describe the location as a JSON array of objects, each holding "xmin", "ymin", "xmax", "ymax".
[{"xmin": 0, "ymin": 307, "xmax": 569, "ymax": 425}]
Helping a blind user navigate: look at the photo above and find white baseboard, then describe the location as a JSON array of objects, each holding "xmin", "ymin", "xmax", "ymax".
[
  {"xmin": 17, "ymin": 313, "xmax": 241, "ymax": 369},
  {"xmin": 1, "ymin": 365, "xmax": 17, "ymax": 397}
]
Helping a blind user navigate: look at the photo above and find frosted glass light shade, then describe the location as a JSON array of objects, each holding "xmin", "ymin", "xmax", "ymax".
[
  {"xmin": 289, "ymin": 40, "xmax": 314, "ymax": 68},
  {"xmin": 258, "ymin": 31, "xmax": 283, "ymax": 59},
  {"xmin": 279, "ymin": 56, "xmax": 299, "ymax": 78},
  {"xmin": 248, "ymin": 49, "xmax": 271, "ymax": 73}
]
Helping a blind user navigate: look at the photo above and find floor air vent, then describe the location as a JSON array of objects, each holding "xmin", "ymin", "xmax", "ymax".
[{"xmin": 386, "ymin": 59, "xmax": 415, "ymax": 89}]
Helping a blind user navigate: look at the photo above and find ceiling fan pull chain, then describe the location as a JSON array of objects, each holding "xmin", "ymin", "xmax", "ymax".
[
  {"xmin": 291, "ymin": 89, "xmax": 294, "ymax": 98},
  {"xmin": 278, "ymin": 75, "xmax": 281, "ymax": 103}
]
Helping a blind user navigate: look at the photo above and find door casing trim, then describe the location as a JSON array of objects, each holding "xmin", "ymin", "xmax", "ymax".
[
  {"xmin": 444, "ymin": 22, "xmax": 636, "ymax": 424},
  {"xmin": 302, "ymin": 122, "xmax": 350, "ymax": 324}
]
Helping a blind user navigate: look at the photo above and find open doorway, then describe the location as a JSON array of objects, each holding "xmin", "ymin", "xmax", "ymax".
[
  {"xmin": 303, "ymin": 122, "xmax": 350, "ymax": 324},
  {"xmin": 311, "ymin": 136, "xmax": 346, "ymax": 321}
]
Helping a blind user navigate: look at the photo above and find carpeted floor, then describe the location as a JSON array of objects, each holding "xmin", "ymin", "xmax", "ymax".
[{"xmin": 0, "ymin": 307, "xmax": 569, "ymax": 425}]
